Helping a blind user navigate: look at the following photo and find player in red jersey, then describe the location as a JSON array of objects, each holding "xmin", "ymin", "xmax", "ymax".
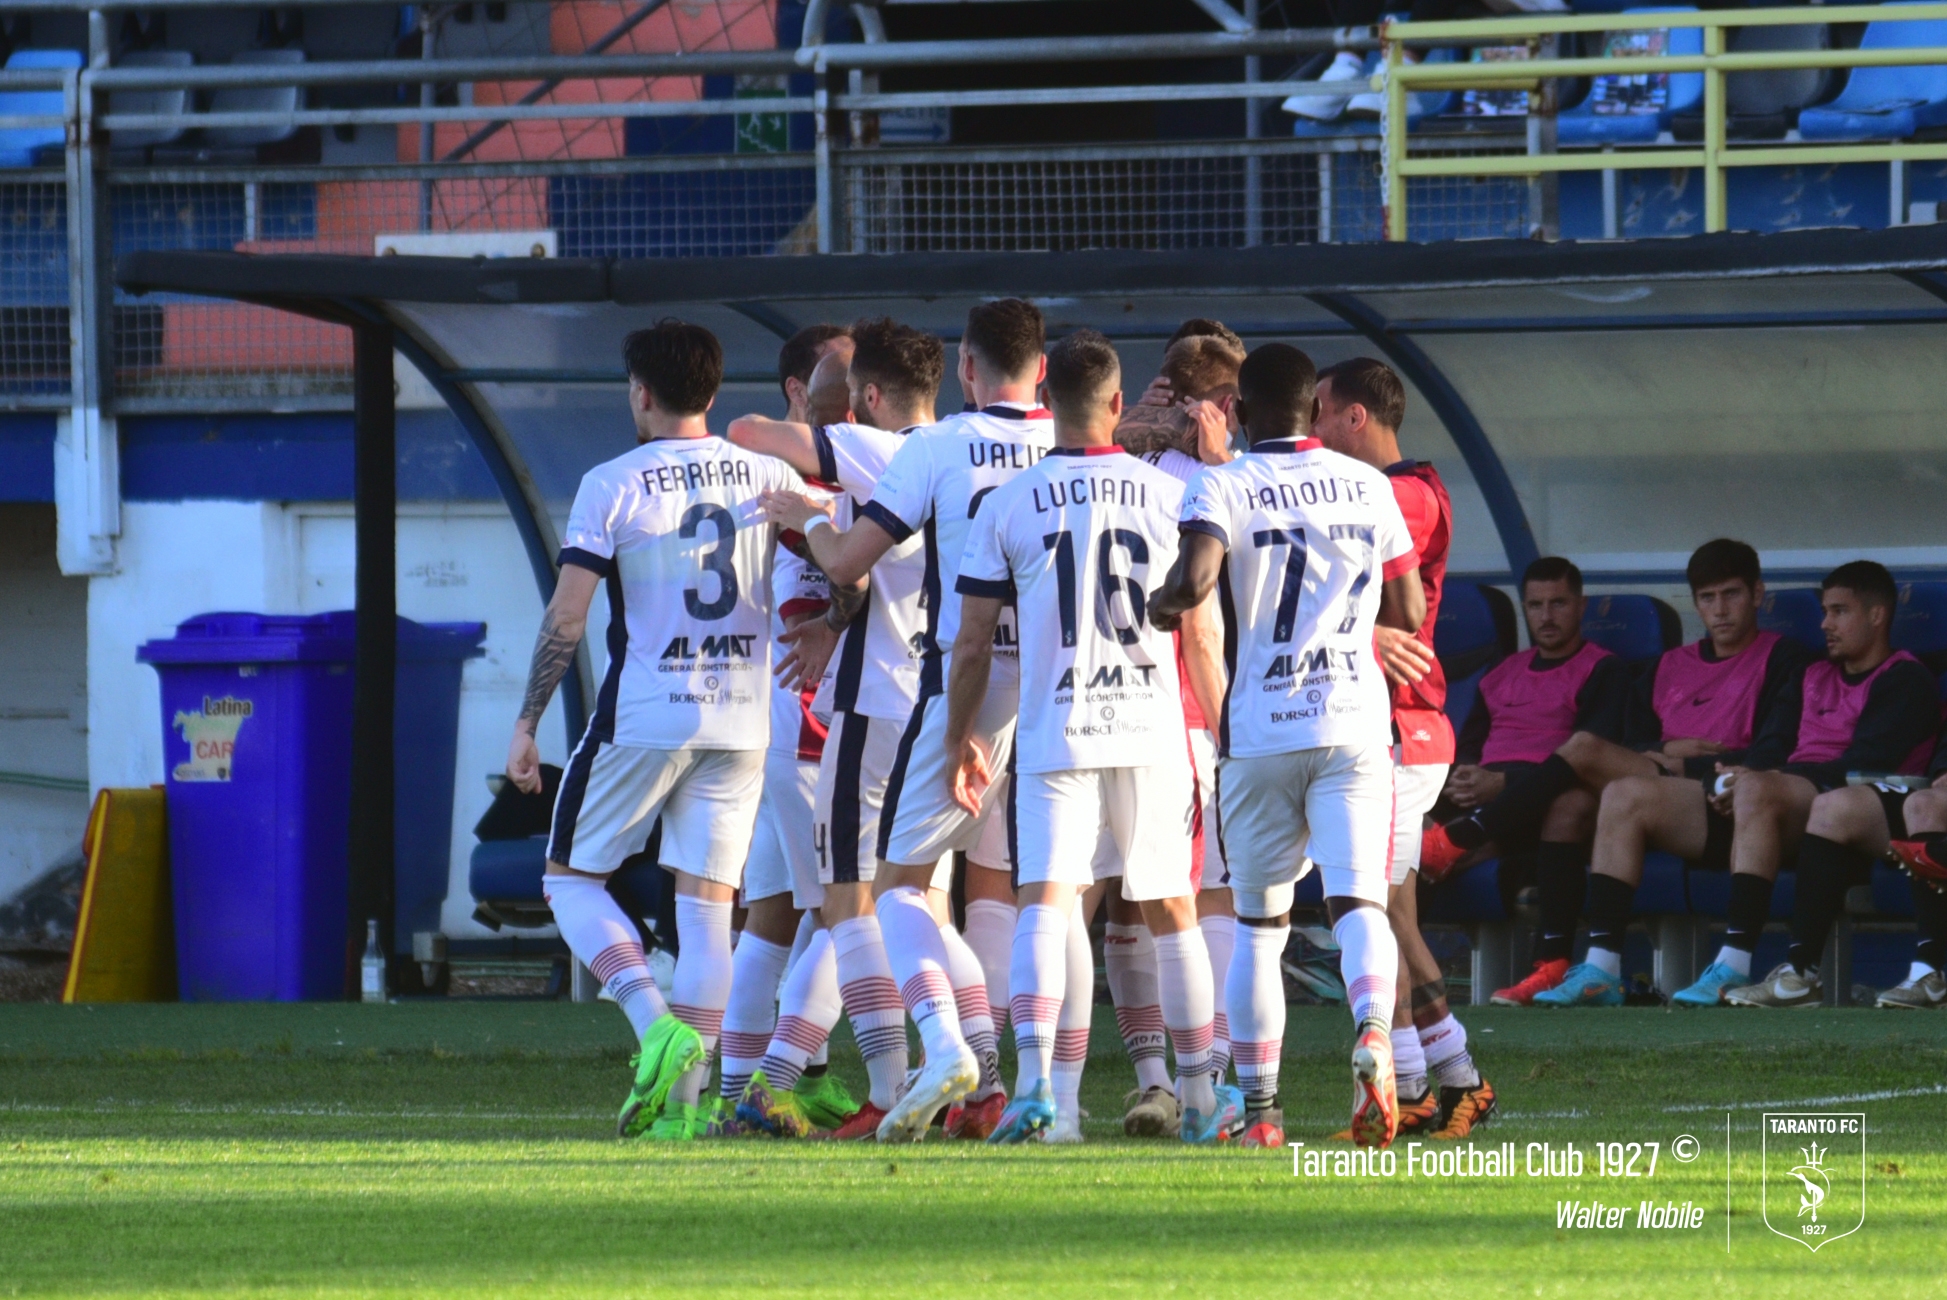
[{"xmin": 1311, "ymin": 358, "xmax": 1495, "ymax": 1141}]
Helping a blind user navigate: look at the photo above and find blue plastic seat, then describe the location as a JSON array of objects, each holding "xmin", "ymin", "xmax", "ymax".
[
  {"xmin": 1892, "ymin": 579, "xmax": 1947, "ymax": 659},
  {"xmin": 1758, "ymin": 586, "xmax": 1827, "ymax": 653},
  {"xmin": 1871, "ymin": 863, "xmax": 1920, "ymax": 918},
  {"xmin": 470, "ymin": 837, "xmax": 548, "ymax": 904},
  {"xmin": 1634, "ymin": 850, "xmax": 1689, "ymax": 914},
  {"xmin": 1559, "ymin": 9, "xmax": 1704, "ymax": 146},
  {"xmin": 1420, "ymin": 857, "xmax": 1511, "ymax": 924},
  {"xmin": 1434, "ymin": 581, "xmax": 1517, "ymax": 731},
  {"xmin": 1799, "ymin": 2, "xmax": 1947, "ymax": 141},
  {"xmin": 0, "ymin": 50, "xmax": 82, "ymax": 168},
  {"xmin": 1581, "ymin": 593, "xmax": 1682, "ymax": 662}
]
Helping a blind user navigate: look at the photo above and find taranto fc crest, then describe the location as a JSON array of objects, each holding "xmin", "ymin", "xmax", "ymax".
[{"xmin": 1762, "ymin": 1112, "xmax": 1864, "ymax": 1251}]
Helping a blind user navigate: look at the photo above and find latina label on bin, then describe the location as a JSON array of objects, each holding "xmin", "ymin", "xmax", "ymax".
[{"xmin": 171, "ymin": 695, "xmax": 253, "ymax": 782}]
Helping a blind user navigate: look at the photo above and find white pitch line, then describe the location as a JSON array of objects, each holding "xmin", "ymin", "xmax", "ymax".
[{"xmin": 1664, "ymin": 1083, "xmax": 1947, "ymax": 1112}]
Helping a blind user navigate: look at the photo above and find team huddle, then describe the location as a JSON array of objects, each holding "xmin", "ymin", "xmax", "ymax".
[{"xmin": 501, "ymin": 301, "xmax": 1489, "ymax": 1147}]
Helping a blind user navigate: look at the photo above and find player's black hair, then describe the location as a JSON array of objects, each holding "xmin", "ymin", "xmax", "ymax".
[
  {"xmin": 1686, "ymin": 538, "xmax": 1762, "ymax": 593},
  {"xmin": 1821, "ymin": 559, "xmax": 1899, "ymax": 611},
  {"xmin": 1043, "ymin": 329, "xmax": 1121, "ymax": 426},
  {"xmin": 777, "ymin": 323, "xmax": 850, "ymax": 400},
  {"xmin": 1522, "ymin": 555, "xmax": 1584, "ymax": 597},
  {"xmin": 623, "ymin": 319, "xmax": 723, "ymax": 416},
  {"xmin": 1166, "ymin": 317, "xmax": 1245, "ymax": 353},
  {"xmin": 963, "ymin": 298, "xmax": 1045, "ymax": 379},
  {"xmin": 1235, "ymin": 343, "xmax": 1318, "ymax": 444},
  {"xmin": 849, "ymin": 316, "xmax": 945, "ymax": 407},
  {"xmin": 1317, "ymin": 356, "xmax": 1407, "ymax": 432}
]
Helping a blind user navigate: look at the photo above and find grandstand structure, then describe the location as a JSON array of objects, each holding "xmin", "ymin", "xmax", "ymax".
[{"xmin": 1, "ymin": 0, "xmax": 1944, "ymax": 986}]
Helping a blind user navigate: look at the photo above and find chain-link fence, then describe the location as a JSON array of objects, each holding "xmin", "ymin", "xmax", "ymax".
[
  {"xmin": 1323, "ymin": 146, "xmax": 1533, "ymax": 244},
  {"xmin": 1, "ymin": 177, "xmax": 70, "ymax": 406}
]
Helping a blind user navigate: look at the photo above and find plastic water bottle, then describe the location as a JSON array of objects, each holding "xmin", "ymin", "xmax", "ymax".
[{"xmin": 360, "ymin": 919, "xmax": 386, "ymax": 1003}]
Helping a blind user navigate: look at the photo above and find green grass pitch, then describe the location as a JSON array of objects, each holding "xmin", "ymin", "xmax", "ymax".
[{"xmin": 1, "ymin": 1002, "xmax": 1942, "ymax": 1297}]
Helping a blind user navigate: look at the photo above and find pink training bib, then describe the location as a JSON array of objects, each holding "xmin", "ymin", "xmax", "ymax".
[
  {"xmin": 1478, "ymin": 640, "xmax": 1614, "ymax": 766},
  {"xmin": 1650, "ymin": 630, "xmax": 1781, "ymax": 751},
  {"xmin": 1789, "ymin": 650, "xmax": 1932, "ymax": 771}
]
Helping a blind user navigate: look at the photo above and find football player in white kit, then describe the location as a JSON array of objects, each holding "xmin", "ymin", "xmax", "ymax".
[
  {"xmin": 1152, "ymin": 343, "xmax": 1427, "ymax": 1150},
  {"xmin": 949, "ymin": 329, "xmax": 1244, "ymax": 1144},
  {"xmin": 761, "ymin": 299, "xmax": 1056, "ymax": 1143},
  {"xmin": 504, "ymin": 321, "xmax": 811, "ymax": 1141},
  {"xmin": 726, "ymin": 319, "xmax": 965, "ymax": 1138}
]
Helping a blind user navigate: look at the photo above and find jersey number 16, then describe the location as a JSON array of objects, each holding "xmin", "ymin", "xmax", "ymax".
[{"xmin": 1042, "ymin": 528, "xmax": 1149, "ymax": 649}]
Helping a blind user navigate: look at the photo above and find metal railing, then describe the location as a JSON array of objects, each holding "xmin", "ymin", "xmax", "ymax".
[{"xmin": 1380, "ymin": 4, "xmax": 1947, "ymax": 239}]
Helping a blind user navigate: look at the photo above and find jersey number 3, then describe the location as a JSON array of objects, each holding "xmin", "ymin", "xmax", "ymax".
[{"xmin": 681, "ymin": 503, "xmax": 739, "ymax": 621}]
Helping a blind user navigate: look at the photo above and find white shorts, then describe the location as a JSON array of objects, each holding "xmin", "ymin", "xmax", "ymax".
[
  {"xmin": 1216, "ymin": 743, "xmax": 1395, "ymax": 915},
  {"xmin": 743, "ymin": 749, "xmax": 821, "ymax": 908},
  {"xmin": 1389, "ymin": 753, "xmax": 1451, "ymax": 888},
  {"xmin": 813, "ymin": 710, "xmax": 950, "ymax": 891},
  {"xmin": 879, "ymin": 684, "xmax": 1017, "ymax": 872},
  {"xmin": 548, "ymin": 741, "xmax": 764, "ymax": 884},
  {"xmin": 1188, "ymin": 726, "xmax": 1226, "ymax": 891},
  {"xmin": 1013, "ymin": 760, "xmax": 1196, "ymax": 902}
]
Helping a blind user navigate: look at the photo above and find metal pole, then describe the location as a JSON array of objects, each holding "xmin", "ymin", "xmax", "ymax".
[
  {"xmin": 815, "ymin": 58, "xmax": 833, "ymax": 254},
  {"xmin": 57, "ymin": 19, "xmax": 119, "ymax": 577},
  {"xmin": 1317, "ymin": 151, "xmax": 1333, "ymax": 243},
  {"xmin": 1243, "ymin": 0, "xmax": 1262, "ymax": 248},
  {"xmin": 1527, "ymin": 34, "xmax": 1559, "ymax": 240},
  {"xmin": 1383, "ymin": 30, "xmax": 1406, "ymax": 240},
  {"xmin": 1601, "ymin": 148, "xmax": 1618, "ymax": 238},
  {"xmin": 349, "ymin": 323, "xmax": 397, "ymax": 994},
  {"xmin": 420, "ymin": 9, "xmax": 436, "ymax": 230},
  {"xmin": 1891, "ymin": 158, "xmax": 1908, "ymax": 224},
  {"xmin": 1703, "ymin": 21, "xmax": 1727, "ymax": 233}
]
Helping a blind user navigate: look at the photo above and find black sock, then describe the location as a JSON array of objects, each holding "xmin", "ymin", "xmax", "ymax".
[
  {"xmin": 1534, "ymin": 840, "xmax": 1590, "ymax": 962},
  {"xmin": 1584, "ymin": 872, "xmax": 1636, "ymax": 957},
  {"xmin": 1911, "ymin": 879, "xmax": 1947, "ymax": 971},
  {"xmin": 1724, "ymin": 873, "xmax": 1774, "ymax": 953},
  {"xmin": 1787, "ymin": 834, "xmax": 1870, "ymax": 977},
  {"xmin": 1478, "ymin": 754, "xmax": 1580, "ymax": 846},
  {"xmin": 801, "ymin": 1062, "xmax": 828, "ymax": 1079},
  {"xmin": 1919, "ymin": 832, "xmax": 1947, "ymax": 859}
]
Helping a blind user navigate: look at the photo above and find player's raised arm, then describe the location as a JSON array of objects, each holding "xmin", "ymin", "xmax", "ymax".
[
  {"xmin": 727, "ymin": 413, "xmax": 822, "ymax": 479},
  {"xmin": 507, "ymin": 563, "xmax": 601, "ymax": 794},
  {"xmin": 1150, "ymin": 530, "xmax": 1227, "ymax": 632}
]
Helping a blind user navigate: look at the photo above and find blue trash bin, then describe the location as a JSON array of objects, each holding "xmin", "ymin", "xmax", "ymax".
[{"xmin": 138, "ymin": 612, "xmax": 485, "ymax": 1001}]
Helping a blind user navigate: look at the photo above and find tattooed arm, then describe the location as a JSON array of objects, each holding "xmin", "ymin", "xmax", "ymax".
[
  {"xmin": 507, "ymin": 563, "xmax": 602, "ymax": 794},
  {"xmin": 1112, "ymin": 402, "xmax": 1193, "ymax": 457}
]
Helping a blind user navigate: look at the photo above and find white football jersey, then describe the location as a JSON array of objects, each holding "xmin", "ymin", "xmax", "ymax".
[
  {"xmin": 813, "ymin": 420, "xmax": 927, "ymax": 721},
  {"xmin": 560, "ymin": 436, "xmax": 805, "ymax": 750},
  {"xmin": 958, "ymin": 447, "xmax": 1185, "ymax": 774},
  {"xmin": 1178, "ymin": 437, "xmax": 1417, "ymax": 758},
  {"xmin": 768, "ymin": 545, "xmax": 831, "ymax": 760},
  {"xmin": 1141, "ymin": 447, "xmax": 1204, "ymax": 486},
  {"xmin": 859, "ymin": 404, "xmax": 1056, "ymax": 695}
]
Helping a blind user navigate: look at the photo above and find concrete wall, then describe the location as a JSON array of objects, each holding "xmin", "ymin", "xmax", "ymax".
[
  {"xmin": 88, "ymin": 499, "xmax": 573, "ymax": 941},
  {"xmin": 0, "ymin": 505, "xmax": 90, "ymax": 902}
]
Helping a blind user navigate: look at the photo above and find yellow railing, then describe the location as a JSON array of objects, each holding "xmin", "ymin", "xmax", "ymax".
[{"xmin": 1379, "ymin": 3, "xmax": 1947, "ymax": 238}]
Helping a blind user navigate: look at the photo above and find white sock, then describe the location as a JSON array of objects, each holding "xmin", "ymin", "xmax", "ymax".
[
  {"xmin": 1391, "ymin": 1024, "xmax": 1429, "ymax": 1098},
  {"xmin": 1053, "ymin": 903, "xmax": 1094, "ymax": 1123},
  {"xmin": 669, "ymin": 895, "xmax": 734, "ymax": 1107},
  {"xmin": 1909, "ymin": 959, "xmax": 1937, "ymax": 982},
  {"xmin": 718, "ymin": 933, "xmax": 791, "ymax": 1100},
  {"xmin": 1104, "ymin": 923, "xmax": 1169, "ymax": 1092},
  {"xmin": 1008, "ymin": 903, "xmax": 1069, "ymax": 1097},
  {"xmin": 1419, "ymin": 1012, "xmax": 1479, "ymax": 1090},
  {"xmin": 1154, "ymin": 927, "xmax": 1217, "ymax": 1117},
  {"xmin": 784, "ymin": 911, "xmax": 815, "ymax": 972},
  {"xmin": 1713, "ymin": 944, "xmax": 1754, "ymax": 978},
  {"xmin": 756, "ymin": 928, "xmax": 841, "ymax": 1092},
  {"xmin": 875, "ymin": 885, "xmax": 969, "ymax": 1067},
  {"xmin": 963, "ymin": 898, "xmax": 1017, "ymax": 1026},
  {"xmin": 832, "ymin": 914, "xmax": 907, "ymax": 1109},
  {"xmin": 1199, "ymin": 912, "xmax": 1235, "ymax": 1082},
  {"xmin": 542, "ymin": 874, "xmax": 667, "ymax": 1037},
  {"xmin": 1333, "ymin": 904, "xmax": 1398, "ymax": 1036},
  {"xmin": 940, "ymin": 922, "xmax": 1002, "ymax": 1097},
  {"xmin": 1228, "ymin": 920, "xmax": 1289, "ymax": 1108},
  {"xmin": 1584, "ymin": 946, "xmax": 1623, "ymax": 979}
]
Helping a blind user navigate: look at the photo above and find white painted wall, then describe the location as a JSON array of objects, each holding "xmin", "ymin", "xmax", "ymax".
[{"xmin": 88, "ymin": 499, "xmax": 571, "ymax": 941}]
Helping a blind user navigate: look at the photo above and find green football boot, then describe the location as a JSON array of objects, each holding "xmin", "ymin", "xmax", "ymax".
[
  {"xmin": 792, "ymin": 1071, "xmax": 861, "ymax": 1131},
  {"xmin": 618, "ymin": 1015, "xmax": 706, "ymax": 1139},
  {"xmin": 645, "ymin": 1101, "xmax": 705, "ymax": 1141}
]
